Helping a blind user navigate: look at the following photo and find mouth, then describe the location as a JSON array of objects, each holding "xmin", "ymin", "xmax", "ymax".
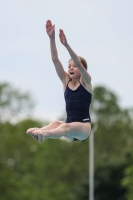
[{"xmin": 70, "ymin": 72, "xmax": 74, "ymax": 75}]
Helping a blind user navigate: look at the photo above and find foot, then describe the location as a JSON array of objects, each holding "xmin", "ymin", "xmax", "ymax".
[
  {"xmin": 26, "ymin": 127, "xmax": 40, "ymax": 134},
  {"xmin": 32, "ymin": 129, "xmax": 46, "ymax": 143},
  {"xmin": 26, "ymin": 127, "xmax": 41, "ymax": 141}
]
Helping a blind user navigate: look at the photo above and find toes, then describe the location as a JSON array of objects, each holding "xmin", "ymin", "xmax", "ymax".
[
  {"xmin": 26, "ymin": 127, "xmax": 39, "ymax": 134},
  {"xmin": 27, "ymin": 130, "xmax": 45, "ymax": 143},
  {"xmin": 27, "ymin": 132, "xmax": 32, "ymax": 135},
  {"xmin": 26, "ymin": 128, "xmax": 32, "ymax": 133},
  {"xmin": 32, "ymin": 130, "xmax": 38, "ymax": 135},
  {"xmin": 33, "ymin": 129, "xmax": 43, "ymax": 134}
]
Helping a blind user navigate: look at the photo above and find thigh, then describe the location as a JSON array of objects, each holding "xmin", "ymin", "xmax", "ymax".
[{"xmin": 65, "ymin": 122, "xmax": 91, "ymax": 141}]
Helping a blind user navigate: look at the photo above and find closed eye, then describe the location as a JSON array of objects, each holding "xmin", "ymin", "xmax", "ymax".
[{"xmin": 68, "ymin": 64, "xmax": 76, "ymax": 68}]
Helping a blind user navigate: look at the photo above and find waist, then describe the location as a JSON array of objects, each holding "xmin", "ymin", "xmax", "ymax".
[{"xmin": 66, "ymin": 115, "xmax": 91, "ymax": 123}]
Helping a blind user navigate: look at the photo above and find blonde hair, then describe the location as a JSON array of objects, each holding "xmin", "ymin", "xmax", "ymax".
[
  {"xmin": 78, "ymin": 56, "xmax": 88, "ymax": 70},
  {"xmin": 69, "ymin": 56, "xmax": 88, "ymax": 70}
]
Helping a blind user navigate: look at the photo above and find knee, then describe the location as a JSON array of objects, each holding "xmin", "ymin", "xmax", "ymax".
[
  {"xmin": 61, "ymin": 122, "xmax": 70, "ymax": 132},
  {"xmin": 50, "ymin": 121, "xmax": 62, "ymax": 126}
]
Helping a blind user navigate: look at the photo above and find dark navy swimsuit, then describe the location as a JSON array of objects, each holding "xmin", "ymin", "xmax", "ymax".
[{"xmin": 64, "ymin": 80, "xmax": 92, "ymax": 141}]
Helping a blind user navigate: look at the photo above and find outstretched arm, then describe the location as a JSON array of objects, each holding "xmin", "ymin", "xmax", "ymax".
[
  {"xmin": 59, "ymin": 29, "xmax": 91, "ymax": 84},
  {"xmin": 46, "ymin": 20, "xmax": 67, "ymax": 82}
]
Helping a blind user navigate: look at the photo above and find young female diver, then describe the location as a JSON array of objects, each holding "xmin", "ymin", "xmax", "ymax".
[{"xmin": 26, "ymin": 20, "xmax": 92, "ymax": 142}]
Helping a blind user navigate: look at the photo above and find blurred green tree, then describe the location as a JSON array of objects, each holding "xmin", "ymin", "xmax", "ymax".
[
  {"xmin": 0, "ymin": 82, "xmax": 34, "ymax": 122},
  {"xmin": 92, "ymin": 86, "xmax": 133, "ymax": 164},
  {"xmin": 122, "ymin": 156, "xmax": 133, "ymax": 200}
]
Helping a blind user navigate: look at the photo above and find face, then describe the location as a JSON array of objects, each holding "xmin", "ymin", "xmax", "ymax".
[{"xmin": 68, "ymin": 60, "xmax": 81, "ymax": 79}]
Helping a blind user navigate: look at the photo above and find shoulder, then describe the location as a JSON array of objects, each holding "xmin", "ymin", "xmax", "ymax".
[
  {"xmin": 80, "ymin": 75, "xmax": 92, "ymax": 94},
  {"xmin": 84, "ymin": 71, "xmax": 92, "ymax": 84},
  {"xmin": 61, "ymin": 72, "xmax": 71, "ymax": 91}
]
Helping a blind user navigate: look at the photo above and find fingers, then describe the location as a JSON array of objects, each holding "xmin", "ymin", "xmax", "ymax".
[
  {"xmin": 46, "ymin": 20, "xmax": 64, "ymax": 34},
  {"xmin": 59, "ymin": 29, "xmax": 67, "ymax": 45},
  {"xmin": 46, "ymin": 20, "xmax": 52, "ymax": 29},
  {"xmin": 45, "ymin": 20, "xmax": 66, "ymax": 44},
  {"xmin": 59, "ymin": 29, "xmax": 65, "ymax": 39},
  {"xmin": 59, "ymin": 29, "xmax": 64, "ymax": 35}
]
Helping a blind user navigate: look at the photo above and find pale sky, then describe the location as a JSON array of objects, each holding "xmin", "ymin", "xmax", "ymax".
[{"xmin": 0, "ymin": 0, "xmax": 133, "ymax": 122}]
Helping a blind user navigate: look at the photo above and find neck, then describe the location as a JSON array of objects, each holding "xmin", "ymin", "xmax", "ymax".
[{"xmin": 71, "ymin": 78, "xmax": 80, "ymax": 85}]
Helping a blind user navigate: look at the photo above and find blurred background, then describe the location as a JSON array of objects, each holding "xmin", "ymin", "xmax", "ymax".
[{"xmin": 0, "ymin": 0, "xmax": 133, "ymax": 200}]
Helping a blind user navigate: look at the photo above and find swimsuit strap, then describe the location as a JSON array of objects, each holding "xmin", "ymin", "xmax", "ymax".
[
  {"xmin": 67, "ymin": 79, "xmax": 72, "ymax": 85},
  {"xmin": 66, "ymin": 79, "xmax": 72, "ymax": 88},
  {"xmin": 67, "ymin": 79, "xmax": 81, "ymax": 86}
]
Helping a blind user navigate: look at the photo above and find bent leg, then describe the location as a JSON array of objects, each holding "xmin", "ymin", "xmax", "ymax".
[
  {"xmin": 33, "ymin": 122, "xmax": 91, "ymax": 142},
  {"xmin": 26, "ymin": 121, "xmax": 64, "ymax": 133},
  {"xmin": 26, "ymin": 121, "xmax": 64, "ymax": 141}
]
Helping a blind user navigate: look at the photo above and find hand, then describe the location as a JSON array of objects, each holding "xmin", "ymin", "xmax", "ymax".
[
  {"xmin": 46, "ymin": 20, "xmax": 55, "ymax": 38},
  {"xmin": 59, "ymin": 29, "xmax": 68, "ymax": 46}
]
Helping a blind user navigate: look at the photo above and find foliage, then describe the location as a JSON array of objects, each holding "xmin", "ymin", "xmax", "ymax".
[
  {"xmin": 0, "ymin": 82, "xmax": 34, "ymax": 122},
  {"xmin": 92, "ymin": 86, "xmax": 133, "ymax": 165},
  {"xmin": 94, "ymin": 163, "xmax": 127, "ymax": 200},
  {"xmin": 122, "ymin": 156, "xmax": 133, "ymax": 200}
]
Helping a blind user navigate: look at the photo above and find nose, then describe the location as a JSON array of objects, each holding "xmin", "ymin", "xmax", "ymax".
[{"xmin": 69, "ymin": 65, "xmax": 74, "ymax": 70}]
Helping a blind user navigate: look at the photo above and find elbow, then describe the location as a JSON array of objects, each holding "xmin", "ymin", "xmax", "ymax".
[
  {"xmin": 52, "ymin": 56, "xmax": 59, "ymax": 62},
  {"xmin": 73, "ymin": 57, "xmax": 81, "ymax": 66}
]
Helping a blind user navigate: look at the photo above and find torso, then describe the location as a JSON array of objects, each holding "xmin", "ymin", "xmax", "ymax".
[
  {"xmin": 61, "ymin": 74, "xmax": 92, "ymax": 141},
  {"xmin": 63, "ymin": 75, "xmax": 92, "ymax": 94},
  {"xmin": 64, "ymin": 79, "xmax": 92, "ymax": 123}
]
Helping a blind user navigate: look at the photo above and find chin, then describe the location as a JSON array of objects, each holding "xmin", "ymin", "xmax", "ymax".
[{"xmin": 70, "ymin": 75, "xmax": 75, "ymax": 79}]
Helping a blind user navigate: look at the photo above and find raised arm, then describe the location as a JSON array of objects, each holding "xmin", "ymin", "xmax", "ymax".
[
  {"xmin": 59, "ymin": 29, "xmax": 91, "ymax": 84},
  {"xmin": 46, "ymin": 20, "xmax": 67, "ymax": 83}
]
